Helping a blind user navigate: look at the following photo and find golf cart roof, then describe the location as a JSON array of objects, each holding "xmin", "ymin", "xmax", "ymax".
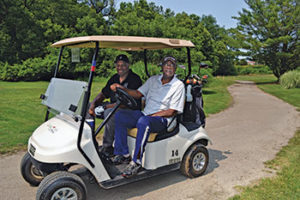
[{"xmin": 51, "ymin": 35, "xmax": 195, "ymax": 50}]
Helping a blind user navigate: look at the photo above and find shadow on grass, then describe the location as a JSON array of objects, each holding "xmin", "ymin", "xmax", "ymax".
[
  {"xmin": 203, "ymin": 89, "xmax": 216, "ymax": 95},
  {"xmin": 255, "ymin": 81, "xmax": 278, "ymax": 85}
]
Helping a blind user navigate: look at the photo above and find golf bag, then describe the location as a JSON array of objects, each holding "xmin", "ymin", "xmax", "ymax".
[{"xmin": 181, "ymin": 83, "xmax": 206, "ymax": 128}]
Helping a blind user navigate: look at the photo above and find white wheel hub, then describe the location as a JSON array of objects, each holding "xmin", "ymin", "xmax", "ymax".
[
  {"xmin": 51, "ymin": 187, "xmax": 78, "ymax": 200},
  {"xmin": 192, "ymin": 152, "xmax": 206, "ymax": 171}
]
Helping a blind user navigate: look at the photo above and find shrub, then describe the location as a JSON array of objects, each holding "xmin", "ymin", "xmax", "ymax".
[
  {"xmin": 280, "ymin": 70, "xmax": 300, "ymax": 89},
  {"xmin": 130, "ymin": 61, "xmax": 214, "ymax": 84},
  {"xmin": 214, "ymin": 58, "xmax": 237, "ymax": 76},
  {"xmin": 0, "ymin": 54, "xmax": 57, "ymax": 81},
  {"xmin": 235, "ymin": 65, "xmax": 272, "ymax": 75},
  {"xmin": 130, "ymin": 61, "xmax": 161, "ymax": 82},
  {"xmin": 0, "ymin": 62, "xmax": 19, "ymax": 81}
]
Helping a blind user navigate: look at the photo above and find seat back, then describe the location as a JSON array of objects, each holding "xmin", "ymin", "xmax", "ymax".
[{"xmin": 127, "ymin": 116, "xmax": 179, "ymax": 142}]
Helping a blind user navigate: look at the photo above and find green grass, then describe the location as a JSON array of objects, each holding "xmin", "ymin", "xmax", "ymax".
[
  {"xmin": 0, "ymin": 79, "xmax": 107, "ymax": 154},
  {"xmin": 203, "ymin": 77, "xmax": 235, "ymax": 115}
]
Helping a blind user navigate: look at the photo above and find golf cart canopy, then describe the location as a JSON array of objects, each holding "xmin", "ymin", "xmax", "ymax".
[{"xmin": 51, "ymin": 35, "xmax": 195, "ymax": 50}]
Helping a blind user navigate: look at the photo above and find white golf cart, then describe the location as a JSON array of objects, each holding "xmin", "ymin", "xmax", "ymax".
[{"xmin": 20, "ymin": 36, "xmax": 211, "ymax": 200}]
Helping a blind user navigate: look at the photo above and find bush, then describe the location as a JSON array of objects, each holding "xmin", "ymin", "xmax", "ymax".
[
  {"xmin": 213, "ymin": 55, "xmax": 237, "ymax": 76},
  {"xmin": 0, "ymin": 62, "xmax": 19, "ymax": 81},
  {"xmin": 280, "ymin": 70, "xmax": 300, "ymax": 89},
  {"xmin": 235, "ymin": 65, "xmax": 272, "ymax": 75},
  {"xmin": 130, "ymin": 61, "xmax": 214, "ymax": 84},
  {"xmin": 130, "ymin": 61, "xmax": 161, "ymax": 82},
  {"xmin": 0, "ymin": 54, "xmax": 57, "ymax": 81}
]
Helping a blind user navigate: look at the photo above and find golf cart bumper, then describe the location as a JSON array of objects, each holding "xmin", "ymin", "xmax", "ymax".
[{"xmin": 28, "ymin": 114, "xmax": 110, "ymax": 182}]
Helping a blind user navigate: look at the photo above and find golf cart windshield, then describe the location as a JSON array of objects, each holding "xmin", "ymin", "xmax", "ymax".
[{"xmin": 42, "ymin": 78, "xmax": 87, "ymax": 117}]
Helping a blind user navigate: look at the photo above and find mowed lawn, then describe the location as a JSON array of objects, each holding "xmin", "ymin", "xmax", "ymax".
[{"xmin": 0, "ymin": 79, "xmax": 106, "ymax": 153}]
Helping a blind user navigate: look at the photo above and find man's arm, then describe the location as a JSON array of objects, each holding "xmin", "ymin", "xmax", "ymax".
[
  {"xmin": 110, "ymin": 83, "xmax": 143, "ymax": 99},
  {"xmin": 150, "ymin": 109, "xmax": 177, "ymax": 118},
  {"xmin": 88, "ymin": 92, "xmax": 106, "ymax": 116}
]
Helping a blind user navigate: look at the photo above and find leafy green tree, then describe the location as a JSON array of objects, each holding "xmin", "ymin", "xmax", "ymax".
[
  {"xmin": 0, "ymin": 0, "xmax": 238, "ymax": 80},
  {"xmin": 233, "ymin": 0, "xmax": 300, "ymax": 80}
]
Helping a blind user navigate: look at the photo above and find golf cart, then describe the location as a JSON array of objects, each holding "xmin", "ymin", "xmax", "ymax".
[{"xmin": 20, "ymin": 36, "xmax": 211, "ymax": 200}]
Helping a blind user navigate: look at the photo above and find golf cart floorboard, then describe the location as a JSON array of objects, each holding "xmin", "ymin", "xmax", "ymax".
[{"xmin": 99, "ymin": 162, "xmax": 180, "ymax": 189}]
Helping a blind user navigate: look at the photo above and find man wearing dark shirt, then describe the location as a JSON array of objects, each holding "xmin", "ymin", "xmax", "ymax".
[{"xmin": 88, "ymin": 54, "xmax": 142, "ymax": 157}]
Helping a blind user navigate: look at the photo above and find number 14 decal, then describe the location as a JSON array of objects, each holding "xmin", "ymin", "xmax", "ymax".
[{"xmin": 171, "ymin": 150, "xmax": 178, "ymax": 157}]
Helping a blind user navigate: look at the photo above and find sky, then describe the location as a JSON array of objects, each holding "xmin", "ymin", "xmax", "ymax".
[{"xmin": 117, "ymin": 0, "xmax": 249, "ymax": 29}]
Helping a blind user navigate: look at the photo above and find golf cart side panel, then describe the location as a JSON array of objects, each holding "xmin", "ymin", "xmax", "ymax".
[
  {"xmin": 28, "ymin": 114, "xmax": 110, "ymax": 182},
  {"xmin": 127, "ymin": 124, "xmax": 210, "ymax": 170},
  {"xmin": 179, "ymin": 126, "xmax": 211, "ymax": 151}
]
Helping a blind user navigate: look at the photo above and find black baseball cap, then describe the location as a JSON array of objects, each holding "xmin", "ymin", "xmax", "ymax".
[
  {"xmin": 114, "ymin": 54, "xmax": 129, "ymax": 64},
  {"xmin": 162, "ymin": 56, "xmax": 176, "ymax": 66}
]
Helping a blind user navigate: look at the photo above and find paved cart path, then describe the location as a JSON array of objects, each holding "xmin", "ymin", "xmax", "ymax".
[{"xmin": 1, "ymin": 81, "xmax": 299, "ymax": 200}]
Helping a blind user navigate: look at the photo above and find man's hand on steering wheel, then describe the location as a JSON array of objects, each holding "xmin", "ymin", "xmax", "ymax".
[{"xmin": 110, "ymin": 83, "xmax": 124, "ymax": 92}]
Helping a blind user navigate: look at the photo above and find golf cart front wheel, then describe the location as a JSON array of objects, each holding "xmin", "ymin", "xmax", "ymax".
[
  {"xmin": 180, "ymin": 144, "xmax": 209, "ymax": 178},
  {"xmin": 20, "ymin": 152, "xmax": 44, "ymax": 186},
  {"xmin": 36, "ymin": 171, "xmax": 86, "ymax": 200}
]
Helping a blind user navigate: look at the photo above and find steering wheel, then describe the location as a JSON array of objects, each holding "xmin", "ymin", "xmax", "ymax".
[{"xmin": 115, "ymin": 87, "xmax": 137, "ymax": 109}]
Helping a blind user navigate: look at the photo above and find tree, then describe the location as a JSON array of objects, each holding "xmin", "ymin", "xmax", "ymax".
[
  {"xmin": 79, "ymin": 0, "xmax": 115, "ymax": 15},
  {"xmin": 233, "ymin": 0, "xmax": 300, "ymax": 80}
]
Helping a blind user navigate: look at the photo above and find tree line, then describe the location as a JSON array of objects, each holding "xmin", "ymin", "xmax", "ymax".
[{"xmin": 0, "ymin": 0, "xmax": 298, "ymax": 81}]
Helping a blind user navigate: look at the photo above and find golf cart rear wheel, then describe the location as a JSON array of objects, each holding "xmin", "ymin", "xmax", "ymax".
[
  {"xmin": 180, "ymin": 144, "xmax": 209, "ymax": 178},
  {"xmin": 36, "ymin": 171, "xmax": 86, "ymax": 200},
  {"xmin": 20, "ymin": 152, "xmax": 44, "ymax": 186}
]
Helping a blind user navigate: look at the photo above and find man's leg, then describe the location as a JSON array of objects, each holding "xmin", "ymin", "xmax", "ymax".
[
  {"xmin": 102, "ymin": 108, "xmax": 115, "ymax": 148},
  {"xmin": 85, "ymin": 103, "xmax": 95, "ymax": 131},
  {"xmin": 114, "ymin": 110, "xmax": 143, "ymax": 156},
  {"xmin": 122, "ymin": 116, "xmax": 167, "ymax": 177},
  {"xmin": 133, "ymin": 116, "xmax": 167, "ymax": 163}
]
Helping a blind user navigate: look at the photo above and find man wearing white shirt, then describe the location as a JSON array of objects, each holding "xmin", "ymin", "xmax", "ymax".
[{"xmin": 110, "ymin": 56, "xmax": 185, "ymax": 177}]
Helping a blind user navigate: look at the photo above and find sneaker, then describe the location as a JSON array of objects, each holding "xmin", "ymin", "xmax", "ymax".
[
  {"xmin": 111, "ymin": 155, "xmax": 131, "ymax": 165},
  {"xmin": 122, "ymin": 161, "xmax": 142, "ymax": 178},
  {"xmin": 99, "ymin": 146, "xmax": 114, "ymax": 158}
]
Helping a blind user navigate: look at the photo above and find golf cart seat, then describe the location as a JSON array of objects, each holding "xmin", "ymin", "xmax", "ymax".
[{"xmin": 127, "ymin": 116, "xmax": 179, "ymax": 142}]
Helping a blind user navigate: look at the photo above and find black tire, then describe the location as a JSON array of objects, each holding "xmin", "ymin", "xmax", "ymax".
[
  {"xmin": 36, "ymin": 171, "xmax": 87, "ymax": 200},
  {"xmin": 20, "ymin": 152, "xmax": 44, "ymax": 186},
  {"xmin": 180, "ymin": 144, "xmax": 209, "ymax": 178}
]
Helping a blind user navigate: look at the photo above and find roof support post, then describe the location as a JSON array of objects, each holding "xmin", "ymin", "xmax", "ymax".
[
  {"xmin": 77, "ymin": 42, "xmax": 100, "ymax": 168},
  {"xmin": 185, "ymin": 47, "xmax": 192, "ymax": 82},
  {"xmin": 144, "ymin": 49, "xmax": 150, "ymax": 78},
  {"xmin": 54, "ymin": 46, "xmax": 64, "ymax": 77}
]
